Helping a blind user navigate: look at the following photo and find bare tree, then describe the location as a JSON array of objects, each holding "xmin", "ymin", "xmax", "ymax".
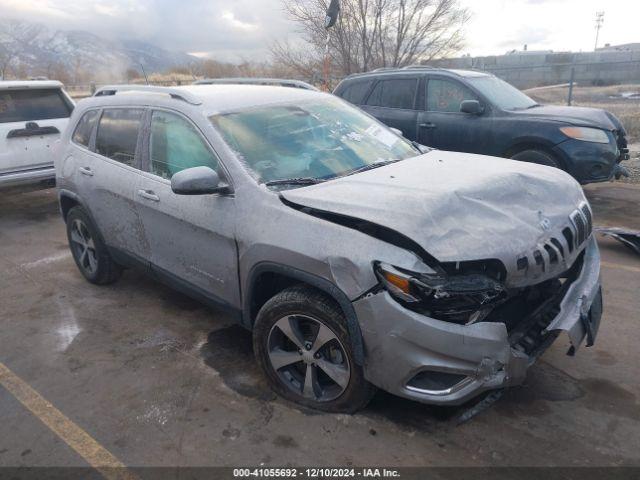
[
  {"xmin": 0, "ymin": 46, "xmax": 15, "ymax": 80},
  {"xmin": 271, "ymin": 0, "xmax": 469, "ymax": 78}
]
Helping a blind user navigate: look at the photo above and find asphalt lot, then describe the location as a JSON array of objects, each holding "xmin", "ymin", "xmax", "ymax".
[{"xmin": 0, "ymin": 182, "xmax": 639, "ymax": 471}]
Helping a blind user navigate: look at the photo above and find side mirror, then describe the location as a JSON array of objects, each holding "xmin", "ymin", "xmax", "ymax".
[
  {"xmin": 460, "ymin": 100, "xmax": 483, "ymax": 115},
  {"xmin": 171, "ymin": 166, "xmax": 229, "ymax": 195},
  {"xmin": 389, "ymin": 127, "xmax": 403, "ymax": 137}
]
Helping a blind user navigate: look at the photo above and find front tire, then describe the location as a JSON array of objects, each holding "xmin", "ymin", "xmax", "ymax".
[
  {"xmin": 253, "ymin": 285, "xmax": 375, "ymax": 413},
  {"xmin": 66, "ymin": 206, "xmax": 122, "ymax": 285},
  {"xmin": 510, "ymin": 148, "xmax": 562, "ymax": 169}
]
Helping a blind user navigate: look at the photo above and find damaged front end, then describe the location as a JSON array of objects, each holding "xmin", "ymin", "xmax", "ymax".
[{"xmin": 354, "ymin": 236, "xmax": 602, "ymax": 405}]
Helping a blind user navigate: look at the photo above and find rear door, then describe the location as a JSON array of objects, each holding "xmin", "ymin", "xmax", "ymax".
[
  {"xmin": 135, "ymin": 109, "xmax": 239, "ymax": 308},
  {"xmin": 0, "ymin": 87, "xmax": 72, "ymax": 174},
  {"xmin": 74, "ymin": 107, "xmax": 151, "ymax": 263},
  {"xmin": 417, "ymin": 76, "xmax": 492, "ymax": 152},
  {"xmin": 360, "ymin": 76, "xmax": 420, "ymax": 140}
]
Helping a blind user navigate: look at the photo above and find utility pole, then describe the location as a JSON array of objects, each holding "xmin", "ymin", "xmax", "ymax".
[
  {"xmin": 594, "ymin": 11, "xmax": 605, "ymax": 51},
  {"xmin": 323, "ymin": 0, "xmax": 340, "ymax": 91}
]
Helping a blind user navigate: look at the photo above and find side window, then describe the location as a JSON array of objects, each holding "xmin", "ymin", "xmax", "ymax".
[
  {"xmin": 427, "ymin": 79, "xmax": 477, "ymax": 113},
  {"xmin": 150, "ymin": 111, "xmax": 219, "ymax": 180},
  {"xmin": 340, "ymin": 80, "xmax": 373, "ymax": 104},
  {"xmin": 365, "ymin": 78, "xmax": 417, "ymax": 109},
  {"xmin": 95, "ymin": 109, "xmax": 144, "ymax": 166},
  {"xmin": 72, "ymin": 110, "xmax": 99, "ymax": 148}
]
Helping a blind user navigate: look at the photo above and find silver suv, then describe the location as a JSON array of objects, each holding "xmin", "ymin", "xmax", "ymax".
[{"xmin": 55, "ymin": 84, "xmax": 603, "ymax": 412}]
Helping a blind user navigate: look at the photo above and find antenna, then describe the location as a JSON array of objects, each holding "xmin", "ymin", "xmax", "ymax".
[{"xmin": 594, "ymin": 11, "xmax": 605, "ymax": 51}]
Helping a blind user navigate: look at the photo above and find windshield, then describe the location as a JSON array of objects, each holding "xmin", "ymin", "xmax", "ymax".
[
  {"xmin": 210, "ymin": 96, "xmax": 419, "ymax": 185},
  {"xmin": 467, "ymin": 76, "xmax": 538, "ymax": 110}
]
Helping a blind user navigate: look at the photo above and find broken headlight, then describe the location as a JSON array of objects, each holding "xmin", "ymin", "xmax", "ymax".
[{"xmin": 374, "ymin": 262, "xmax": 507, "ymax": 325}]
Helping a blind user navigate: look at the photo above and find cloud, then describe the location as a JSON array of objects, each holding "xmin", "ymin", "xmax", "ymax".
[
  {"xmin": 2, "ymin": 0, "xmax": 639, "ymax": 63},
  {"xmin": 0, "ymin": 0, "xmax": 296, "ymax": 62}
]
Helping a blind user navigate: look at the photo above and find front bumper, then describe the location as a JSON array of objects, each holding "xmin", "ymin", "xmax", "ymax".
[
  {"xmin": 553, "ymin": 136, "xmax": 628, "ymax": 184},
  {"xmin": 353, "ymin": 236, "xmax": 602, "ymax": 405}
]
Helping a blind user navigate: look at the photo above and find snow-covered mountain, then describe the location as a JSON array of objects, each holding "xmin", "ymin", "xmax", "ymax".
[{"xmin": 0, "ymin": 19, "xmax": 199, "ymax": 81}]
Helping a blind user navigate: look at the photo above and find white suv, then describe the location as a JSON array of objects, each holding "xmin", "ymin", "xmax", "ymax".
[{"xmin": 0, "ymin": 80, "xmax": 74, "ymax": 191}]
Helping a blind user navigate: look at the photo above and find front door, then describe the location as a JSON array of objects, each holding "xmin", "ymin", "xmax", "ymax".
[
  {"xmin": 417, "ymin": 77, "xmax": 493, "ymax": 153},
  {"xmin": 135, "ymin": 109, "xmax": 239, "ymax": 307}
]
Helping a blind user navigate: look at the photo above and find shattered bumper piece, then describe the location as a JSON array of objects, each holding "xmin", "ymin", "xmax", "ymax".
[
  {"xmin": 595, "ymin": 226, "xmax": 640, "ymax": 255},
  {"xmin": 353, "ymin": 237, "xmax": 602, "ymax": 406}
]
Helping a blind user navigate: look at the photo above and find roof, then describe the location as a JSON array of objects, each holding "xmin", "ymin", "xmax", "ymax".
[
  {"xmin": 88, "ymin": 84, "xmax": 327, "ymax": 115},
  {"xmin": 0, "ymin": 80, "xmax": 64, "ymax": 91}
]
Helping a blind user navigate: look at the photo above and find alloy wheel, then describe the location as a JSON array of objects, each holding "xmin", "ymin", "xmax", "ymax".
[
  {"xmin": 267, "ymin": 315, "xmax": 351, "ymax": 402},
  {"xmin": 70, "ymin": 219, "xmax": 98, "ymax": 275}
]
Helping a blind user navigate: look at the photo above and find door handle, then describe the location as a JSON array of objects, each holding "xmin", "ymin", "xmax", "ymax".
[
  {"xmin": 138, "ymin": 189, "xmax": 160, "ymax": 202},
  {"xmin": 419, "ymin": 122, "xmax": 437, "ymax": 129},
  {"xmin": 79, "ymin": 167, "xmax": 94, "ymax": 177}
]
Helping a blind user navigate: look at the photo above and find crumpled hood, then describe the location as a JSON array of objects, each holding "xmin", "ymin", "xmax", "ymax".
[
  {"xmin": 281, "ymin": 151, "xmax": 586, "ymax": 267},
  {"xmin": 511, "ymin": 104, "xmax": 623, "ymax": 132}
]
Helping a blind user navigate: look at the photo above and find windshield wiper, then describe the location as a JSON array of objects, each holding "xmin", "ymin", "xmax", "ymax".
[
  {"xmin": 342, "ymin": 159, "xmax": 399, "ymax": 177},
  {"xmin": 525, "ymin": 103, "xmax": 541, "ymax": 109},
  {"xmin": 264, "ymin": 177, "xmax": 323, "ymax": 187}
]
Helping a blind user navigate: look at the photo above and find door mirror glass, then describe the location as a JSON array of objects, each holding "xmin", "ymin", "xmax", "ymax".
[
  {"xmin": 171, "ymin": 166, "xmax": 227, "ymax": 195},
  {"xmin": 460, "ymin": 100, "xmax": 483, "ymax": 115}
]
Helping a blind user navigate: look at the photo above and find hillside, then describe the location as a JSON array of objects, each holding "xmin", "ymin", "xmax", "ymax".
[{"xmin": 0, "ymin": 18, "xmax": 199, "ymax": 81}]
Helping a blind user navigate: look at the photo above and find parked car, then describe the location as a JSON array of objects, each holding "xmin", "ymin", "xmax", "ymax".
[
  {"xmin": 55, "ymin": 84, "xmax": 602, "ymax": 412},
  {"xmin": 0, "ymin": 80, "xmax": 74, "ymax": 191},
  {"xmin": 334, "ymin": 67, "xmax": 630, "ymax": 184}
]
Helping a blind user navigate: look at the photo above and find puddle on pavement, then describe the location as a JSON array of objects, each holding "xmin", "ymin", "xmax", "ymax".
[
  {"xmin": 579, "ymin": 378, "xmax": 640, "ymax": 422},
  {"xmin": 200, "ymin": 325, "xmax": 276, "ymax": 402}
]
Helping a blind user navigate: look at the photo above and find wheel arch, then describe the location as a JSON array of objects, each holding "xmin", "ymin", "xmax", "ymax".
[
  {"xmin": 58, "ymin": 189, "xmax": 84, "ymax": 221},
  {"xmin": 244, "ymin": 262, "xmax": 365, "ymax": 365},
  {"xmin": 503, "ymin": 138, "xmax": 567, "ymax": 169}
]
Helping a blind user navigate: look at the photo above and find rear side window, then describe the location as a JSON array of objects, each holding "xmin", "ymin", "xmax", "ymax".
[
  {"xmin": 427, "ymin": 79, "xmax": 477, "ymax": 113},
  {"xmin": 150, "ymin": 110, "xmax": 219, "ymax": 180},
  {"xmin": 365, "ymin": 78, "xmax": 417, "ymax": 109},
  {"xmin": 72, "ymin": 110, "xmax": 99, "ymax": 148},
  {"xmin": 339, "ymin": 80, "xmax": 373, "ymax": 104},
  {"xmin": 0, "ymin": 89, "xmax": 72, "ymax": 124},
  {"xmin": 95, "ymin": 109, "xmax": 144, "ymax": 167}
]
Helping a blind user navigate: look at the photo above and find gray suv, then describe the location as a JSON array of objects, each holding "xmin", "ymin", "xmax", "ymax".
[{"xmin": 55, "ymin": 84, "xmax": 603, "ymax": 413}]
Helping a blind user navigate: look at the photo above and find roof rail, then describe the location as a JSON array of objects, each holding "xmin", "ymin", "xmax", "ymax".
[
  {"xmin": 193, "ymin": 77, "xmax": 318, "ymax": 91},
  {"xmin": 93, "ymin": 85, "xmax": 202, "ymax": 105},
  {"xmin": 371, "ymin": 67, "xmax": 398, "ymax": 72},
  {"xmin": 401, "ymin": 65, "xmax": 436, "ymax": 70}
]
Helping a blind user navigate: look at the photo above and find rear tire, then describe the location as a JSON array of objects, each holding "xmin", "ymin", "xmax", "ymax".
[
  {"xmin": 66, "ymin": 206, "xmax": 122, "ymax": 285},
  {"xmin": 510, "ymin": 149, "xmax": 562, "ymax": 169},
  {"xmin": 253, "ymin": 285, "xmax": 376, "ymax": 413}
]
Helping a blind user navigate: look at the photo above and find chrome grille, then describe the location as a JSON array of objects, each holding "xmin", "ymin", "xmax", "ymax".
[
  {"xmin": 571, "ymin": 210, "xmax": 587, "ymax": 246},
  {"xmin": 516, "ymin": 202, "xmax": 592, "ymax": 274},
  {"xmin": 580, "ymin": 203, "xmax": 593, "ymax": 234}
]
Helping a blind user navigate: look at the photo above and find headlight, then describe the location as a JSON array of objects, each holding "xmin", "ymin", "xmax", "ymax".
[
  {"xmin": 374, "ymin": 262, "xmax": 507, "ymax": 325},
  {"xmin": 560, "ymin": 126, "xmax": 610, "ymax": 144}
]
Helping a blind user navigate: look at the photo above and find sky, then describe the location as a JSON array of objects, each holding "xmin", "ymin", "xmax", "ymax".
[{"xmin": 0, "ymin": 0, "xmax": 639, "ymax": 62}]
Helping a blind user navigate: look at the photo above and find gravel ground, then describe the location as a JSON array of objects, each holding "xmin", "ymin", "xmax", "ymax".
[{"xmin": 619, "ymin": 144, "xmax": 640, "ymax": 185}]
